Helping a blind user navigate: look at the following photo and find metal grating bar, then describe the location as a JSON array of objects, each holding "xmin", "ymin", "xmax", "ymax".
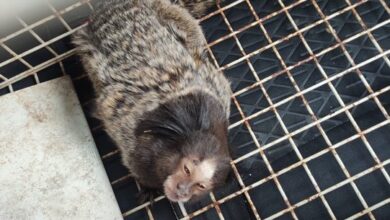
[
  {"xmin": 229, "ymin": 18, "xmax": 389, "ymax": 99},
  {"xmin": 206, "ymin": 43, "xmax": 262, "ymax": 220},
  {"xmin": 176, "ymin": 1, "xmax": 390, "ymax": 218},
  {"xmin": 135, "ymin": 181, "xmax": 156, "ymax": 220},
  {"xmin": 105, "ymin": 1, "xmax": 390, "ymax": 218},
  {"xmin": 261, "ymin": 0, "xmax": 375, "ymax": 218},
  {"xmin": 179, "ymin": 157, "xmax": 390, "ymax": 219},
  {"xmin": 346, "ymin": 198, "xmax": 390, "ymax": 220},
  {"xmin": 232, "ymin": 84, "xmax": 390, "ymax": 165},
  {"xmin": 1, "ymin": 0, "xmax": 389, "ymax": 219},
  {"xmin": 0, "ymin": 47, "xmax": 78, "ymax": 90},
  {"xmin": 212, "ymin": 0, "xmax": 369, "ymax": 72},
  {"xmin": 46, "ymin": 1, "xmax": 72, "ymax": 31},
  {"xmin": 206, "ymin": 0, "xmax": 307, "ymax": 48},
  {"xmin": 199, "ymin": 0, "xmax": 246, "ymax": 22},
  {"xmin": 0, "ymin": 0, "xmax": 92, "ymax": 88},
  {"xmin": 343, "ymin": 0, "xmax": 390, "ymax": 68},
  {"xmin": 378, "ymin": 0, "xmax": 390, "ymax": 14},
  {"xmin": 309, "ymin": 0, "xmax": 390, "ymax": 191},
  {"xmin": 215, "ymin": 3, "xmax": 290, "ymax": 219},
  {"xmin": 0, "ymin": 43, "xmax": 39, "ymax": 84},
  {"xmin": 0, "ymin": 0, "xmax": 90, "ymax": 43},
  {"xmin": 16, "ymin": 17, "xmax": 67, "ymax": 78},
  {"xmin": 229, "ymin": 44, "xmax": 390, "ymax": 131},
  {"xmin": 244, "ymin": 0, "xmax": 337, "ymax": 218}
]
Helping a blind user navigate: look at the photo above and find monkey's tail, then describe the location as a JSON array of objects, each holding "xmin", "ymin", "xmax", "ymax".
[{"xmin": 175, "ymin": 0, "xmax": 224, "ymax": 18}]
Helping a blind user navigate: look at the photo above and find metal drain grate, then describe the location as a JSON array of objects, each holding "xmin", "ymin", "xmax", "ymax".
[{"xmin": 1, "ymin": 0, "xmax": 389, "ymax": 219}]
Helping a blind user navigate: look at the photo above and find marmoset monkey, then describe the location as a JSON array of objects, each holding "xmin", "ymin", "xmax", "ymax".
[{"xmin": 73, "ymin": 0, "xmax": 232, "ymax": 203}]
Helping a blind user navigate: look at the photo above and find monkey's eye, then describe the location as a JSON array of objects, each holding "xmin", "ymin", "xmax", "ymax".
[
  {"xmin": 184, "ymin": 165, "xmax": 190, "ymax": 175},
  {"xmin": 197, "ymin": 183, "xmax": 206, "ymax": 190}
]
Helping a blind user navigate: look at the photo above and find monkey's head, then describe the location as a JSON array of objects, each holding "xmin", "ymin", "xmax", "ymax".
[
  {"xmin": 134, "ymin": 91, "xmax": 231, "ymax": 203},
  {"xmin": 163, "ymin": 131, "xmax": 231, "ymax": 203}
]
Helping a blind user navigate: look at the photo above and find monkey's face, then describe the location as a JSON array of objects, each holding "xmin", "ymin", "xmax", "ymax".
[{"xmin": 163, "ymin": 156, "xmax": 217, "ymax": 202}]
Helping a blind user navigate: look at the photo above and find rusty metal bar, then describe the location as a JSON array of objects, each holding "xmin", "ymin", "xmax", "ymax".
[
  {"xmin": 0, "ymin": 0, "xmax": 90, "ymax": 43},
  {"xmin": 346, "ymin": 198, "xmax": 390, "ymax": 220},
  {"xmin": 244, "ymin": 0, "xmax": 337, "ymax": 218},
  {"xmin": 0, "ymin": 43, "xmax": 39, "ymax": 83},
  {"xmin": 2, "ymin": 0, "xmax": 389, "ymax": 219},
  {"xmin": 229, "ymin": 47, "xmax": 390, "ymax": 130},
  {"xmin": 118, "ymin": 2, "xmax": 390, "ymax": 218},
  {"xmin": 134, "ymin": 181, "xmax": 155, "ymax": 220},
  {"xmin": 212, "ymin": 0, "xmax": 369, "ymax": 72},
  {"xmin": 310, "ymin": 0, "xmax": 390, "ymax": 197},
  {"xmin": 16, "ymin": 17, "xmax": 67, "ymax": 78},
  {"xmin": 0, "ymin": 48, "xmax": 78, "ymax": 90},
  {"xmin": 215, "ymin": 2, "xmax": 297, "ymax": 219},
  {"xmin": 180, "ymin": 156, "xmax": 390, "ymax": 219}
]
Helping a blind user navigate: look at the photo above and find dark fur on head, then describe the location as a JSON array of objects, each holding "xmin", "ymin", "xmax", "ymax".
[{"xmin": 133, "ymin": 91, "xmax": 231, "ymax": 201}]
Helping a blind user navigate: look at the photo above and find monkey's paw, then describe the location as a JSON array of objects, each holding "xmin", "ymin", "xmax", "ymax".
[{"xmin": 136, "ymin": 187, "xmax": 162, "ymax": 206}]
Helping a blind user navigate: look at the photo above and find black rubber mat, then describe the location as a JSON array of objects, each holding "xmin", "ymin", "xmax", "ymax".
[
  {"xmin": 180, "ymin": 1, "xmax": 390, "ymax": 219},
  {"xmin": 1, "ymin": 0, "xmax": 389, "ymax": 219}
]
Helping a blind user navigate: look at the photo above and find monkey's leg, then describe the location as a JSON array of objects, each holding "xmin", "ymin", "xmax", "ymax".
[{"xmin": 153, "ymin": 0, "xmax": 208, "ymax": 64}]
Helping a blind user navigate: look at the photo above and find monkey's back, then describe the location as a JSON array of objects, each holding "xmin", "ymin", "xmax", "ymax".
[
  {"xmin": 73, "ymin": 0, "xmax": 231, "ymax": 173},
  {"xmin": 77, "ymin": 0, "xmax": 196, "ymax": 93}
]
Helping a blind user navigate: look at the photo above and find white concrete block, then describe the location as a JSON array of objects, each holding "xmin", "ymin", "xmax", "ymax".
[{"xmin": 0, "ymin": 76, "xmax": 123, "ymax": 220}]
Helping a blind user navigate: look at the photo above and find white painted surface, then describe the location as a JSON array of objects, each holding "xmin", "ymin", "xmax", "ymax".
[{"xmin": 0, "ymin": 76, "xmax": 123, "ymax": 220}]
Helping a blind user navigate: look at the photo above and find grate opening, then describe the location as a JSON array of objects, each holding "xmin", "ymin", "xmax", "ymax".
[{"xmin": 0, "ymin": 0, "xmax": 389, "ymax": 219}]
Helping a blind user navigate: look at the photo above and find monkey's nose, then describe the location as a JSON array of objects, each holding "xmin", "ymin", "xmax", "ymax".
[
  {"xmin": 176, "ymin": 183, "xmax": 190, "ymax": 197},
  {"xmin": 176, "ymin": 183, "xmax": 186, "ymax": 190}
]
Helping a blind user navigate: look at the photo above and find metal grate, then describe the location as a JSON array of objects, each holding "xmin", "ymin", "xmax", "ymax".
[{"xmin": 1, "ymin": 0, "xmax": 389, "ymax": 219}]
